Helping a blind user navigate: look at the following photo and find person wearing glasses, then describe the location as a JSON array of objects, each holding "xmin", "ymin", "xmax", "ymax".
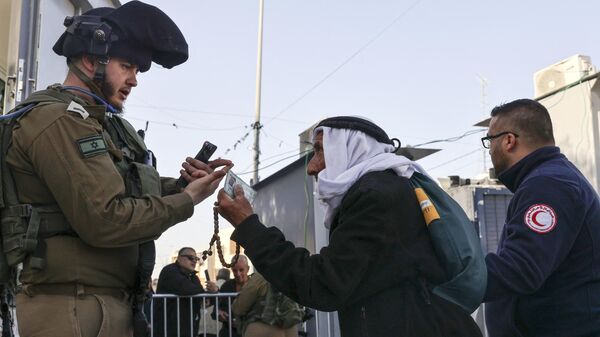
[
  {"xmin": 481, "ymin": 99, "xmax": 600, "ymax": 337},
  {"xmin": 155, "ymin": 247, "xmax": 206, "ymax": 337}
]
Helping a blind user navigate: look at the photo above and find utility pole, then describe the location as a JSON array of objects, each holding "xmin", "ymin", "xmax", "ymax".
[
  {"xmin": 252, "ymin": 0, "xmax": 265, "ymax": 185},
  {"xmin": 476, "ymin": 73, "xmax": 488, "ymax": 173}
]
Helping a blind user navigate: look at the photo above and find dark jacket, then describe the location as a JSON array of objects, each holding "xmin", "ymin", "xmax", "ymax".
[
  {"xmin": 232, "ymin": 170, "xmax": 481, "ymax": 337},
  {"xmin": 485, "ymin": 146, "xmax": 600, "ymax": 337},
  {"xmin": 216, "ymin": 278, "xmax": 241, "ymax": 337},
  {"xmin": 154, "ymin": 262, "xmax": 205, "ymax": 337}
]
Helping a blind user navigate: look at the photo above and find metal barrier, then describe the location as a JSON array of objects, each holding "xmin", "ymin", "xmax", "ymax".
[
  {"xmin": 150, "ymin": 293, "xmax": 326, "ymax": 337},
  {"xmin": 150, "ymin": 292, "xmax": 238, "ymax": 337}
]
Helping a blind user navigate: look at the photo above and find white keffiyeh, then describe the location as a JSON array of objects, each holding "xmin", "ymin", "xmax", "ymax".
[{"xmin": 314, "ymin": 125, "xmax": 431, "ymax": 228}]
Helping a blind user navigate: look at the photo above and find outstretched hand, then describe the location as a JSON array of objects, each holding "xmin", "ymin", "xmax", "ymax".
[
  {"xmin": 183, "ymin": 162, "xmax": 233, "ymax": 205},
  {"xmin": 179, "ymin": 158, "xmax": 233, "ymax": 183},
  {"xmin": 216, "ymin": 185, "xmax": 254, "ymax": 227}
]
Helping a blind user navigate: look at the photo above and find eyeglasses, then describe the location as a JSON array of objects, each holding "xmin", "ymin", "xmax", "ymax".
[
  {"xmin": 180, "ymin": 254, "xmax": 200, "ymax": 263},
  {"xmin": 481, "ymin": 131, "xmax": 519, "ymax": 149}
]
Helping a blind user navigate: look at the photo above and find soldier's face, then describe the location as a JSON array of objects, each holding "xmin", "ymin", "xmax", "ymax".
[
  {"xmin": 307, "ymin": 132, "xmax": 325, "ymax": 177},
  {"xmin": 102, "ymin": 57, "xmax": 139, "ymax": 109}
]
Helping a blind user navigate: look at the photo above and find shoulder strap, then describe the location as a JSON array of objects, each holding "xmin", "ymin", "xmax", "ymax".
[{"xmin": 0, "ymin": 104, "xmax": 38, "ymax": 207}]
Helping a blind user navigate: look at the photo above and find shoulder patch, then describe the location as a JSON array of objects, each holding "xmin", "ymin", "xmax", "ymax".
[
  {"xmin": 67, "ymin": 101, "xmax": 89, "ymax": 119},
  {"xmin": 524, "ymin": 204, "xmax": 557, "ymax": 234},
  {"xmin": 77, "ymin": 135, "xmax": 107, "ymax": 158}
]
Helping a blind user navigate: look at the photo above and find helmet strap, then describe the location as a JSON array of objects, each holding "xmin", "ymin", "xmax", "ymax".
[
  {"xmin": 93, "ymin": 57, "xmax": 110, "ymax": 82},
  {"xmin": 67, "ymin": 59, "xmax": 106, "ymax": 99}
]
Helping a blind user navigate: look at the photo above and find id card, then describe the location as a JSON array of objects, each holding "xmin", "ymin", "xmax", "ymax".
[{"xmin": 224, "ymin": 171, "xmax": 256, "ymax": 203}]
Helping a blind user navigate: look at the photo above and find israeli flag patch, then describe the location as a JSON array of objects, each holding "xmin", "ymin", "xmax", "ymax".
[{"xmin": 77, "ymin": 135, "xmax": 107, "ymax": 158}]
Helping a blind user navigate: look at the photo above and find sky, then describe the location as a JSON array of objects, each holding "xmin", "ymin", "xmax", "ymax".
[{"xmin": 116, "ymin": 0, "xmax": 600, "ymax": 275}]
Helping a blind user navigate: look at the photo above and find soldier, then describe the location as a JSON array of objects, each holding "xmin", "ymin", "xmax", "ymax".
[{"xmin": 5, "ymin": 2, "xmax": 231, "ymax": 337}]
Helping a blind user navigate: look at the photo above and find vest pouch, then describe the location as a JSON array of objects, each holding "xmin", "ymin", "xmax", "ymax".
[
  {"xmin": 125, "ymin": 162, "xmax": 161, "ymax": 198},
  {"xmin": 0, "ymin": 205, "xmax": 38, "ymax": 267}
]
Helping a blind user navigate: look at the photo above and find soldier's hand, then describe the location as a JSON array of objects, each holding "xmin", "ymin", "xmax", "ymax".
[
  {"xmin": 183, "ymin": 164, "xmax": 232, "ymax": 205},
  {"xmin": 180, "ymin": 158, "xmax": 233, "ymax": 186},
  {"xmin": 216, "ymin": 185, "xmax": 254, "ymax": 227}
]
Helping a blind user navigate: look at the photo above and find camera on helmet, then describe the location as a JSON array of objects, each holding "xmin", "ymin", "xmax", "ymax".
[{"xmin": 63, "ymin": 15, "xmax": 116, "ymax": 58}]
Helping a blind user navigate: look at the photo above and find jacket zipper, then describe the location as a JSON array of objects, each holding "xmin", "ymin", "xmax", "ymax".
[{"xmin": 360, "ymin": 306, "xmax": 370, "ymax": 337}]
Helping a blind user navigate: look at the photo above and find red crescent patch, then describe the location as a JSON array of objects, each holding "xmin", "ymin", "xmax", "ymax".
[{"xmin": 524, "ymin": 204, "xmax": 557, "ymax": 234}]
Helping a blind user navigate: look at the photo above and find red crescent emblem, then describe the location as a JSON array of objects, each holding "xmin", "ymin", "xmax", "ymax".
[
  {"xmin": 524, "ymin": 204, "xmax": 557, "ymax": 234},
  {"xmin": 531, "ymin": 210, "xmax": 545, "ymax": 227}
]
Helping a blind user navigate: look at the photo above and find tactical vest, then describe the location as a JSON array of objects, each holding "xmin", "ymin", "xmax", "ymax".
[{"xmin": 0, "ymin": 86, "xmax": 161, "ymax": 290}]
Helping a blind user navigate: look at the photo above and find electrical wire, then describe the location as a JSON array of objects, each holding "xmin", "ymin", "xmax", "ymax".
[
  {"xmin": 127, "ymin": 103, "xmax": 307, "ymax": 125},
  {"xmin": 412, "ymin": 129, "xmax": 485, "ymax": 147},
  {"xmin": 239, "ymin": 148, "xmax": 301, "ymax": 172},
  {"xmin": 125, "ymin": 116, "xmax": 252, "ymax": 131},
  {"xmin": 427, "ymin": 148, "xmax": 482, "ymax": 171},
  {"xmin": 221, "ymin": 129, "xmax": 253, "ymax": 156},
  {"xmin": 260, "ymin": 128, "xmax": 297, "ymax": 149},
  {"xmin": 237, "ymin": 149, "xmax": 312, "ymax": 175},
  {"xmin": 264, "ymin": 0, "xmax": 424, "ymax": 125}
]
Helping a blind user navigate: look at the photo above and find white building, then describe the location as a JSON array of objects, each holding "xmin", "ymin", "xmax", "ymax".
[{"xmin": 1, "ymin": 0, "xmax": 120, "ymax": 114}]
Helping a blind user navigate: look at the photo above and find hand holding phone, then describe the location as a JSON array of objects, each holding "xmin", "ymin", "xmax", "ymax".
[
  {"xmin": 176, "ymin": 141, "xmax": 217, "ymax": 189},
  {"xmin": 204, "ymin": 270, "xmax": 211, "ymax": 282}
]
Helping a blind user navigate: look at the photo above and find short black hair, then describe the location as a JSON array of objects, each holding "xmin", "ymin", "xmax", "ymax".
[
  {"xmin": 178, "ymin": 247, "xmax": 195, "ymax": 256},
  {"xmin": 490, "ymin": 98, "xmax": 555, "ymax": 146}
]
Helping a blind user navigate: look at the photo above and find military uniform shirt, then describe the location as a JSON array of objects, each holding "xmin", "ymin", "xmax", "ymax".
[{"xmin": 6, "ymin": 87, "xmax": 194, "ymax": 289}]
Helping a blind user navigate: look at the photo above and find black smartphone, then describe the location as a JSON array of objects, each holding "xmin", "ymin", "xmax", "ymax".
[
  {"xmin": 176, "ymin": 141, "xmax": 218, "ymax": 188},
  {"xmin": 204, "ymin": 270, "xmax": 211, "ymax": 282}
]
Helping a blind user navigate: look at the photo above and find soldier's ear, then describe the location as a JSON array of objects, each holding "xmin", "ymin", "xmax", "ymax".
[{"xmin": 79, "ymin": 55, "xmax": 97, "ymax": 75}]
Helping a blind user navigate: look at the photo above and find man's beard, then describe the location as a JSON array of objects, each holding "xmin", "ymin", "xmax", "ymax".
[
  {"xmin": 100, "ymin": 79, "xmax": 124, "ymax": 113},
  {"xmin": 491, "ymin": 151, "xmax": 509, "ymax": 175}
]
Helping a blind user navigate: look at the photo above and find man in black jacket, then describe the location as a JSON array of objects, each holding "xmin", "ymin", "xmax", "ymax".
[
  {"xmin": 155, "ymin": 247, "xmax": 205, "ymax": 337},
  {"xmin": 216, "ymin": 116, "xmax": 481, "ymax": 337}
]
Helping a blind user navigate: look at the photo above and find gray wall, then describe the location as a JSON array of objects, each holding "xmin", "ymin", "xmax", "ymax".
[{"xmin": 253, "ymin": 157, "xmax": 317, "ymax": 252}]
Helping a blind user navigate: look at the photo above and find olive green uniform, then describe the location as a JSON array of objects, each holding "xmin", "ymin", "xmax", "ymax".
[{"xmin": 8, "ymin": 86, "xmax": 193, "ymax": 336}]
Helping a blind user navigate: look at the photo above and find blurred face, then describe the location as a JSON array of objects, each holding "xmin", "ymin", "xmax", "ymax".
[
  {"xmin": 101, "ymin": 57, "xmax": 138, "ymax": 109},
  {"xmin": 231, "ymin": 260, "xmax": 249, "ymax": 286},
  {"xmin": 177, "ymin": 248, "xmax": 199, "ymax": 273},
  {"xmin": 307, "ymin": 132, "xmax": 325, "ymax": 177}
]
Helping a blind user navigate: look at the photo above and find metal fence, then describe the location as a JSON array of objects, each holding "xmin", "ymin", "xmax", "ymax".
[
  {"xmin": 149, "ymin": 293, "xmax": 330, "ymax": 337},
  {"xmin": 151, "ymin": 292, "xmax": 238, "ymax": 337}
]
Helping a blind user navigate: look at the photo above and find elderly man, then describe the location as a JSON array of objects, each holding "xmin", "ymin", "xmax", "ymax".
[
  {"xmin": 217, "ymin": 117, "xmax": 481, "ymax": 337},
  {"xmin": 155, "ymin": 247, "xmax": 205, "ymax": 337},
  {"xmin": 207, "ymin": 255, "xmax": 251, "ymax": 337},
  {"xmin": 7, "ymin": 2, "xmax": 230, "ymax": 336},
  {"xmin": 482, "ymin": 99, "xmax": 600, "ymax": 337}
]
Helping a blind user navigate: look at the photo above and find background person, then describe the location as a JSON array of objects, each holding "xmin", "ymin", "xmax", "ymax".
[
  {"xmin": 207, "ymin": 255, "xmax": 251, "ymax": 337},
  {"xmin": 155, "ymin": 247, "xmax": 206, "ymax": 337},
  {"xmin": 232, "ymin": 272, "xmax": 302, "ymax": 337}
]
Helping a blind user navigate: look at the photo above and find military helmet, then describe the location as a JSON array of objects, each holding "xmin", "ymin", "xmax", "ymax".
[{"xmin": 53, "ymin": 1, "xmax": 188, "ymax": 72}]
